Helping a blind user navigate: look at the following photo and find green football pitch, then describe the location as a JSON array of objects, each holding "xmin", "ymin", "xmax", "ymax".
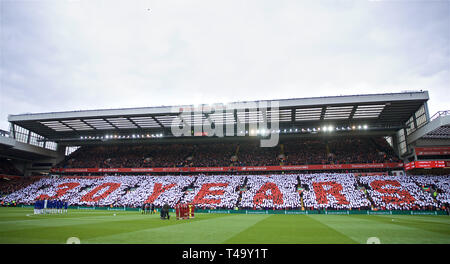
[{"xmin": 0, "ymin": 207, "xmax": 449, "ymax": 244}]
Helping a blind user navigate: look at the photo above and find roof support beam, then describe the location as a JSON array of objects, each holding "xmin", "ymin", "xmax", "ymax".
[
  {"xmin": 80, "ymin": 119, "xmax": 96, "ymax": 130},
  {"xmin": 126, "ymin": 117, "xmax": 141, "ymax": 129}
]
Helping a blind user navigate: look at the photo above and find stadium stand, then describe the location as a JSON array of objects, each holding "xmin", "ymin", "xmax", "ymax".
[
  {"xmin": 358, "ymin": 175, "xmax": 440, "ymax": 210},
  {"xmin": 2, "ymin": 174, "xmax": 448, "ymax": 210},
  {"xmin": 179, "ymin": 175, "xmax": 245, "ymax": 209},
  {"xmin": 301, "ymin": 173, "xmax": 371, "ymax": 210},
  {"xmin": 0, "ymin": 177, "xmax": 40, "ymax": 196},
  {"xmin": 1, "ymin": 92, "xmax": 448, "ymax": 214},
  {"xmin": 240, "ymin": 175, "xmax": 301, "ymax": 209},
  {"xmin": 54, "ymin": 137, "xmax": 401, "ymax": 169}
]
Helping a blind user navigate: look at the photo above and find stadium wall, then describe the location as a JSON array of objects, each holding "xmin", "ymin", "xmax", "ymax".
[{"xmin": 17, "ymin": 205, "xmax": 448, "ymax": 215}]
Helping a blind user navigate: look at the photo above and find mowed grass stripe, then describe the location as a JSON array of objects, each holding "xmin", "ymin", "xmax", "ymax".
[
  {"xmin": 84, "ymin": 214, "xmax": 269, "ymax": 244},
  {"xmin": 1, "ymin": 208, "xmax": 450, "ymax": 244},
  {"xmin": 0, "ymin": 210, "xmax": 156, "ymax": 233},
  {"xmin": 309, "ymin": 215, "xmax": 450, "ymax": 244},
  {"xmin": 224, "ymin": 215, "xmax": 358, "ymax": 244},
  {"xmin": 375, "ymin": 215, "xmax": 450, "ymax": 235},
  {"xmin": 0, "ymin": 211, "xmax": 225, "ymax": 244}
]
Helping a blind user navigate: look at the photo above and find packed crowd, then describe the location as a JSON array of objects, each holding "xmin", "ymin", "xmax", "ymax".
[
  {"xmin": 2, "ymin": 174, "xmax": 447, "ymax": 210},
  {"xmin": 410, "ymin": 175, "xmax": 450, "ymax": 206},
  {"xmin": 58, "ymin": 144, "xmax": 194, "ymax": 168},
  {"xmin": 283, "ymin": 138, "xmax": 401, "ymax": 165},
  {"xmin": 301, "ymin": 174, "xmax": 371, "ymax": 210},
  {"xmin": 188, "ymin": 144, "xmax": 238, "ymax": 167},
  {"xmin": 3, "ymin": 176, "xmax": 195, "ymax": 208},
  {"xmin": 0, "ymin": 177, "xmax": 41, "ymax": 196},
  {"xmin": 179, "ymin": 175, "xmax": 245, "ymax": 209},
  {"xmin": 240, "ymin": 175, "xmax": 301, "ymax": 209},
  {"xmin": 358, "ymin": 175, "xmax": 440, "ymax": 210},
  {"xmin": 55, "ymin": 137, "xmax": 400, "ymax": 170}
]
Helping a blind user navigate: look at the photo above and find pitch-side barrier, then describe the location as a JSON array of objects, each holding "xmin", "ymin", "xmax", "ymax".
[{"xmin": 18, "ymin": 205, "xmax": 448, "ymax": 215}]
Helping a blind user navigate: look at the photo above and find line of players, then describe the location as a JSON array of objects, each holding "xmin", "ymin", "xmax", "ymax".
[
  {"xmin": 34, "ymin": 199, "xmax": 68, "ymax": 215},
  {"xmin": 141, "ymin": 203, "xmax": 156, "ymax": 214},
  {"xmin": 175, "ymin": 203, "xmax": 195, "ymax": 219}
]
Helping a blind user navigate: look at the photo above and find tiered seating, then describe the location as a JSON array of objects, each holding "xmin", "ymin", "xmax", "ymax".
[
  {"xmin": 0, "ymin": 177, "xmax": 39, "ymax": 196},
  {"xmin": 359, "ymin": 176, "xmax": 439, "ymax": 210},
  {"xmin": 4, "ymin": 176, "xmax": 195, "ymax": 208},
  {"xmin": 116, "ymin": 176, "xmax": 195, "ymax": 208},
  {"xmin": 411, "ymin": 175, "xmax": 450, "ymax": 205},
  {"xmin": 179, "ymin": 175, "xmax": 244, "ymax": 209},
  {"xmin": 2, "ymin": 174, "xmax": 448, "ymax": 210},
  {"xmin": 240, "ymin": 175, "xmax": 301, "ymax": 209},
  {"xmin": 54, "ymin": 137, "xmax": 401, "ymax": 170},
  {"xmin": 301, "ymin": 174, "xmax": 371, "ymax": 210}
]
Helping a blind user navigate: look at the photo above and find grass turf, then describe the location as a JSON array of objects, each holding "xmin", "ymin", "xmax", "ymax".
[{"xmin": 0, "ymin": 207, "xmax": 449, "ymax": 244}]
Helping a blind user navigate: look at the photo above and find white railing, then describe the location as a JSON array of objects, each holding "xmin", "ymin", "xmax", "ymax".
[{"xmin": 430, "ymin": 110, "xmax": 450, "ymax": 121}]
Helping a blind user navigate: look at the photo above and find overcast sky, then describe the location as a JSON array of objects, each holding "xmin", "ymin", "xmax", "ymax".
[{"xmin": 0, "ymin": 0, "xmax": 449, "ymax": 131}]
